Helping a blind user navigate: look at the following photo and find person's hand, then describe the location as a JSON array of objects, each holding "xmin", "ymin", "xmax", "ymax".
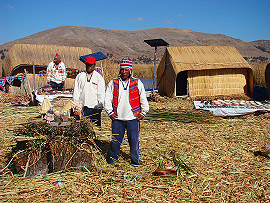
[
  {"xmin": 137, "ymin": 113, "xmax": 144, "ymax": 120},
  {"xmin": 109, "ymin": 113, "xmax": 118, "ymax": 120}
]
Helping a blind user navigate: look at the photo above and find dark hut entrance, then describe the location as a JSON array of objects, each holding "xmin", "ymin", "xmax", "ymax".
[
  {"xmin": 176, "ymin": 71, "xmax": 188, "ymax": 96},
  {"xmin": 11, "ymin": 65, "xmax": 47, "ymax": 76}
]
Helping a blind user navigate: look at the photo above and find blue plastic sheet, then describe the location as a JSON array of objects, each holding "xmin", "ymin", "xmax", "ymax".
[{"xmin": 79, "ymin": 52, "xmax": 107, "ymax": 63}]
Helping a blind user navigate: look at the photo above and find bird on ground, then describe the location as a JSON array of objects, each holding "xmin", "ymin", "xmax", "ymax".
[{"xmin": 254, "ymin": 144, "xmax": 270, "ymax": 158}]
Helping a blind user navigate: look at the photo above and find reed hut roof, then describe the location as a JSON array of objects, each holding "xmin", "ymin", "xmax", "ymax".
[
  {"xmin": 157, "ymin": 46, "xmax": 253, "ymax": 98},
  {"xmin": 157, "ymin": 46, "xmax": 251, "ymax": 84},
  {"xmin": 2, "ymin": 44, "xmax": 92, "ymax": 76}
]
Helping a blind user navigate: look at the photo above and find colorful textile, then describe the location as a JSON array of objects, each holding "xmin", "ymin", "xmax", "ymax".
[
  {"xmin": 0, "ymin": 78, "xmax": 6, "ymax": 89},
  {"xmin": 16, "ymin": 74, "xmax": 26, "ymax": 84},
  {"xmin": 38, "ymin": 73, "xmax": 48, "ymax": 76},
  {"xmin": 112, "ymin": 78, "xmax": 141, "ymax": 117},
  {"xmin": 112, "ymin": 79, "xmax": 119, "ymax": 114},
  {"xmin": 129, "ymin": 79, "xmax": 141, "ymax": 116},
  {"xmin": 120, "ymin": 58, "xmax": 132, "ymax": 70}
]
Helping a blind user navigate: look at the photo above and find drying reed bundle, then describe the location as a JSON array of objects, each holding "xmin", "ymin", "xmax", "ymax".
[
  {"xmin": 251, "ymin": 61, "xmax": 268, "ymax": 87},
  {"xmin": 9, "ymin": 118, "xmax": 96, "ymax": 177},
  {"xmin": 3, "ymin": 44, "xmax": 92, "ymax": 76},
  {"xmin": 145, "ymin": 107, "xmax": 217, "ymax": 124}
]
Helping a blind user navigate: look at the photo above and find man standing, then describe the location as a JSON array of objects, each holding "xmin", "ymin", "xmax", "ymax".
[
  {"xmin": 73, "ymin": 56, "xmax": 105, "ymax": 127},
  {"xmin": 105, "ymin": 59, "xmax": 149, "ymax": 165},
  {"xmin": 47, "ymin": 53, "xmax": 67, "ymax": 91}
]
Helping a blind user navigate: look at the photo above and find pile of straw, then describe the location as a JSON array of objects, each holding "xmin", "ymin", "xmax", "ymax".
[
  {"xmin": 191, "ymin": 94, "xmax": 251, "ymax": 102},
  {"xmin": 9, "ymin": 118, "xmax": 96, "ymax": 177},
  {"xmin": 0, "ymin": 99, "xmax": 269, "ymax": 202},
  {"xmin": 0, "ymin": 92, "xmax": 28, "ymax": 105}
]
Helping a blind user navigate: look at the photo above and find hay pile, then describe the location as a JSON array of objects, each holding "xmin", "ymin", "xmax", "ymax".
[
  {"xmin": 148, "ymin": 92, "xmax": 167, "ymax": 102},
  {"xmin": 0, "ymin": 100, "xmax": 269, "ymax": 202},
  {"xmin": 9, "ymin": 118, "xmax": 97, "ymax": 177},
  {"xmin": 0, "ymin": 92, "xmax": 29, "ymax": 105},
  {"xmin": 191, "ymin": 94, "xmax": 251, "ymax": 102}
]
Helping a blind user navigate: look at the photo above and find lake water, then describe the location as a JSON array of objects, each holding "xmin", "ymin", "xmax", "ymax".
[{"xmin": 140, "ymin": 78, "xmax": 157, "ymax": 90}]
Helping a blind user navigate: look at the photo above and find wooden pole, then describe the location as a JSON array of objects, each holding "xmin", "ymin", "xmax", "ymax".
[
  {"xmin": 32, "ymin": 61, "xmax": 36, "ymax": 91},
  {"xmin": 153, "ymin": 46, "xmax": 157, "ymax": 93}
]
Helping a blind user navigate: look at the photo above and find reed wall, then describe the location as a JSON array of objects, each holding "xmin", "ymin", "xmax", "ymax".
[{"xmin": 188, "ymin": 68, "xmax": 248, "ymax": 97}]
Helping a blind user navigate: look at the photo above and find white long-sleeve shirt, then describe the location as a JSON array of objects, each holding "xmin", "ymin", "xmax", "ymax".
[
  {"xmin": 73, "ymin": 71, "xmax": 105, "ymax": 109},
  {"xmin": 46, "ymin": 61, "xmax": 67, "ymax": 84},
  {"xmin": 105, "ymin": 77, "xmax": 149, "ymax": 121}
]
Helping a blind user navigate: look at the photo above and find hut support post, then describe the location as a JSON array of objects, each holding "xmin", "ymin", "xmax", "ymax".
[
  {"xmin": 153, "ymin": 46, "xmax": 157, "ymax": 93},
  {"xmin": 32, "ymin": 61, "xmax": 36, "ymax": 91}
]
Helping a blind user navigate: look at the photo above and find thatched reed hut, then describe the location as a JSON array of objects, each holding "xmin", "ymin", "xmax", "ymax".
[
  {"xmin": 2, "ymin": 44, "xmax": 93, "ymax": 94},
  {"xmin": 2, "ymin": 44, "xmax": 92, "ymax": 77},
  {"xmin": 157, "ymin": 46, "xmax": 253, "ymax": 98}
]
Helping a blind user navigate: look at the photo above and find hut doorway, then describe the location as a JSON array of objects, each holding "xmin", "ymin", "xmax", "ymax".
[{"xmin": 176, "ymin": 71, "xmax": 188, "ymax": 96}]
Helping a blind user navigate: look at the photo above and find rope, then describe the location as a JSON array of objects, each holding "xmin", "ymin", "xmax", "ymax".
[{"xmin": 0, "ymin": 150, "xmax": 25, "ymax": 173}]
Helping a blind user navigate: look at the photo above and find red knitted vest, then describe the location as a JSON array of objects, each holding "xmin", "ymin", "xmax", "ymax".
[{"xmin": 112, "ymin": 78, "xmax": 141, "ymax": 117}]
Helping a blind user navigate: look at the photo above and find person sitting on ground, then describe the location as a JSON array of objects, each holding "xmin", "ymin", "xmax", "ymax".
[{"xmin": 46, "ymin": 53, "xmax": 67, "ymax": 91}]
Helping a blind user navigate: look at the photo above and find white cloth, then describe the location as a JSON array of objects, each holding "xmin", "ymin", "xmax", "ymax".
[
  {"xmin": 35, "ymin": 92, "xmax": 73, "ymax": 105},
  {"xmin": 105, "ymin": 77, "xmax": 149, "ymax": 121},
  {"xmin": 193, "ymin": 101, "xmax": 270, "ymax": 117},
  {"xmin": 73, "ymin": 71, "xmax": 105, "ymax": 109},
  {"xmin": 46, "ymin": 61, "xmax": 67, "ymax": 84}
]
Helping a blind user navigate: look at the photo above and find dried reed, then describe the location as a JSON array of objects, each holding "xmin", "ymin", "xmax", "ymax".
[
  {"xmin": 3, "ymin": 44, "xmax": 92, "ymax": 76},
  {"xmin": 251, "ymin": 61, "xmax": 268, "ymax": 87},
  {"xmin": 0, "ymin": 89, "xmax": 269, "ymax": 202},
  {"xmin": 158, "ymin": 46, "xmax": 253, "ymax": 98}
]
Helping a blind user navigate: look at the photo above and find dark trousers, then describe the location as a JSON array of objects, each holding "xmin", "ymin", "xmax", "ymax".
[
  {"xmin": 50, "ymin": 81, "xmax": 64, "ymax": 91},
  {"xmin": 107, "ymin": 119, "xmax": 140, "ymax": 165},
  {"xmin": 82, "ymin": 106, "xmax": 102, "ymax": 127}
]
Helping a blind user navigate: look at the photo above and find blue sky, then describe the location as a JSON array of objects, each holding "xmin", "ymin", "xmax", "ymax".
[{"xmin": 1, "ymin": 0, "xmax": 269, "ymax": 45}]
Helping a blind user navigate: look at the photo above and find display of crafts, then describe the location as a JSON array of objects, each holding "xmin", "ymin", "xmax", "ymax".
[
  {"xmin": 67, "ymin": 69, "xmax": 80, "ymax": 77},
  {"xmin": 38, "ymin": 69, "xmax": 81, "ymax": 78},
  {"xmin": 36, "ymin": 85, "xmax": 73, "ymax": 95},
  {"xmin": 198, "ymin": 100, "xmax": 270, "ymax": 109}
]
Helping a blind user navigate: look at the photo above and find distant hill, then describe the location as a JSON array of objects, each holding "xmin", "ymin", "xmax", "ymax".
[
  {"xmin": 1, "ymin": 25, "xmax": 269, "ymax": 62},
  {"xmin": 250, "ymin": 40, "xmax": 270, "ymax": 54}
]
